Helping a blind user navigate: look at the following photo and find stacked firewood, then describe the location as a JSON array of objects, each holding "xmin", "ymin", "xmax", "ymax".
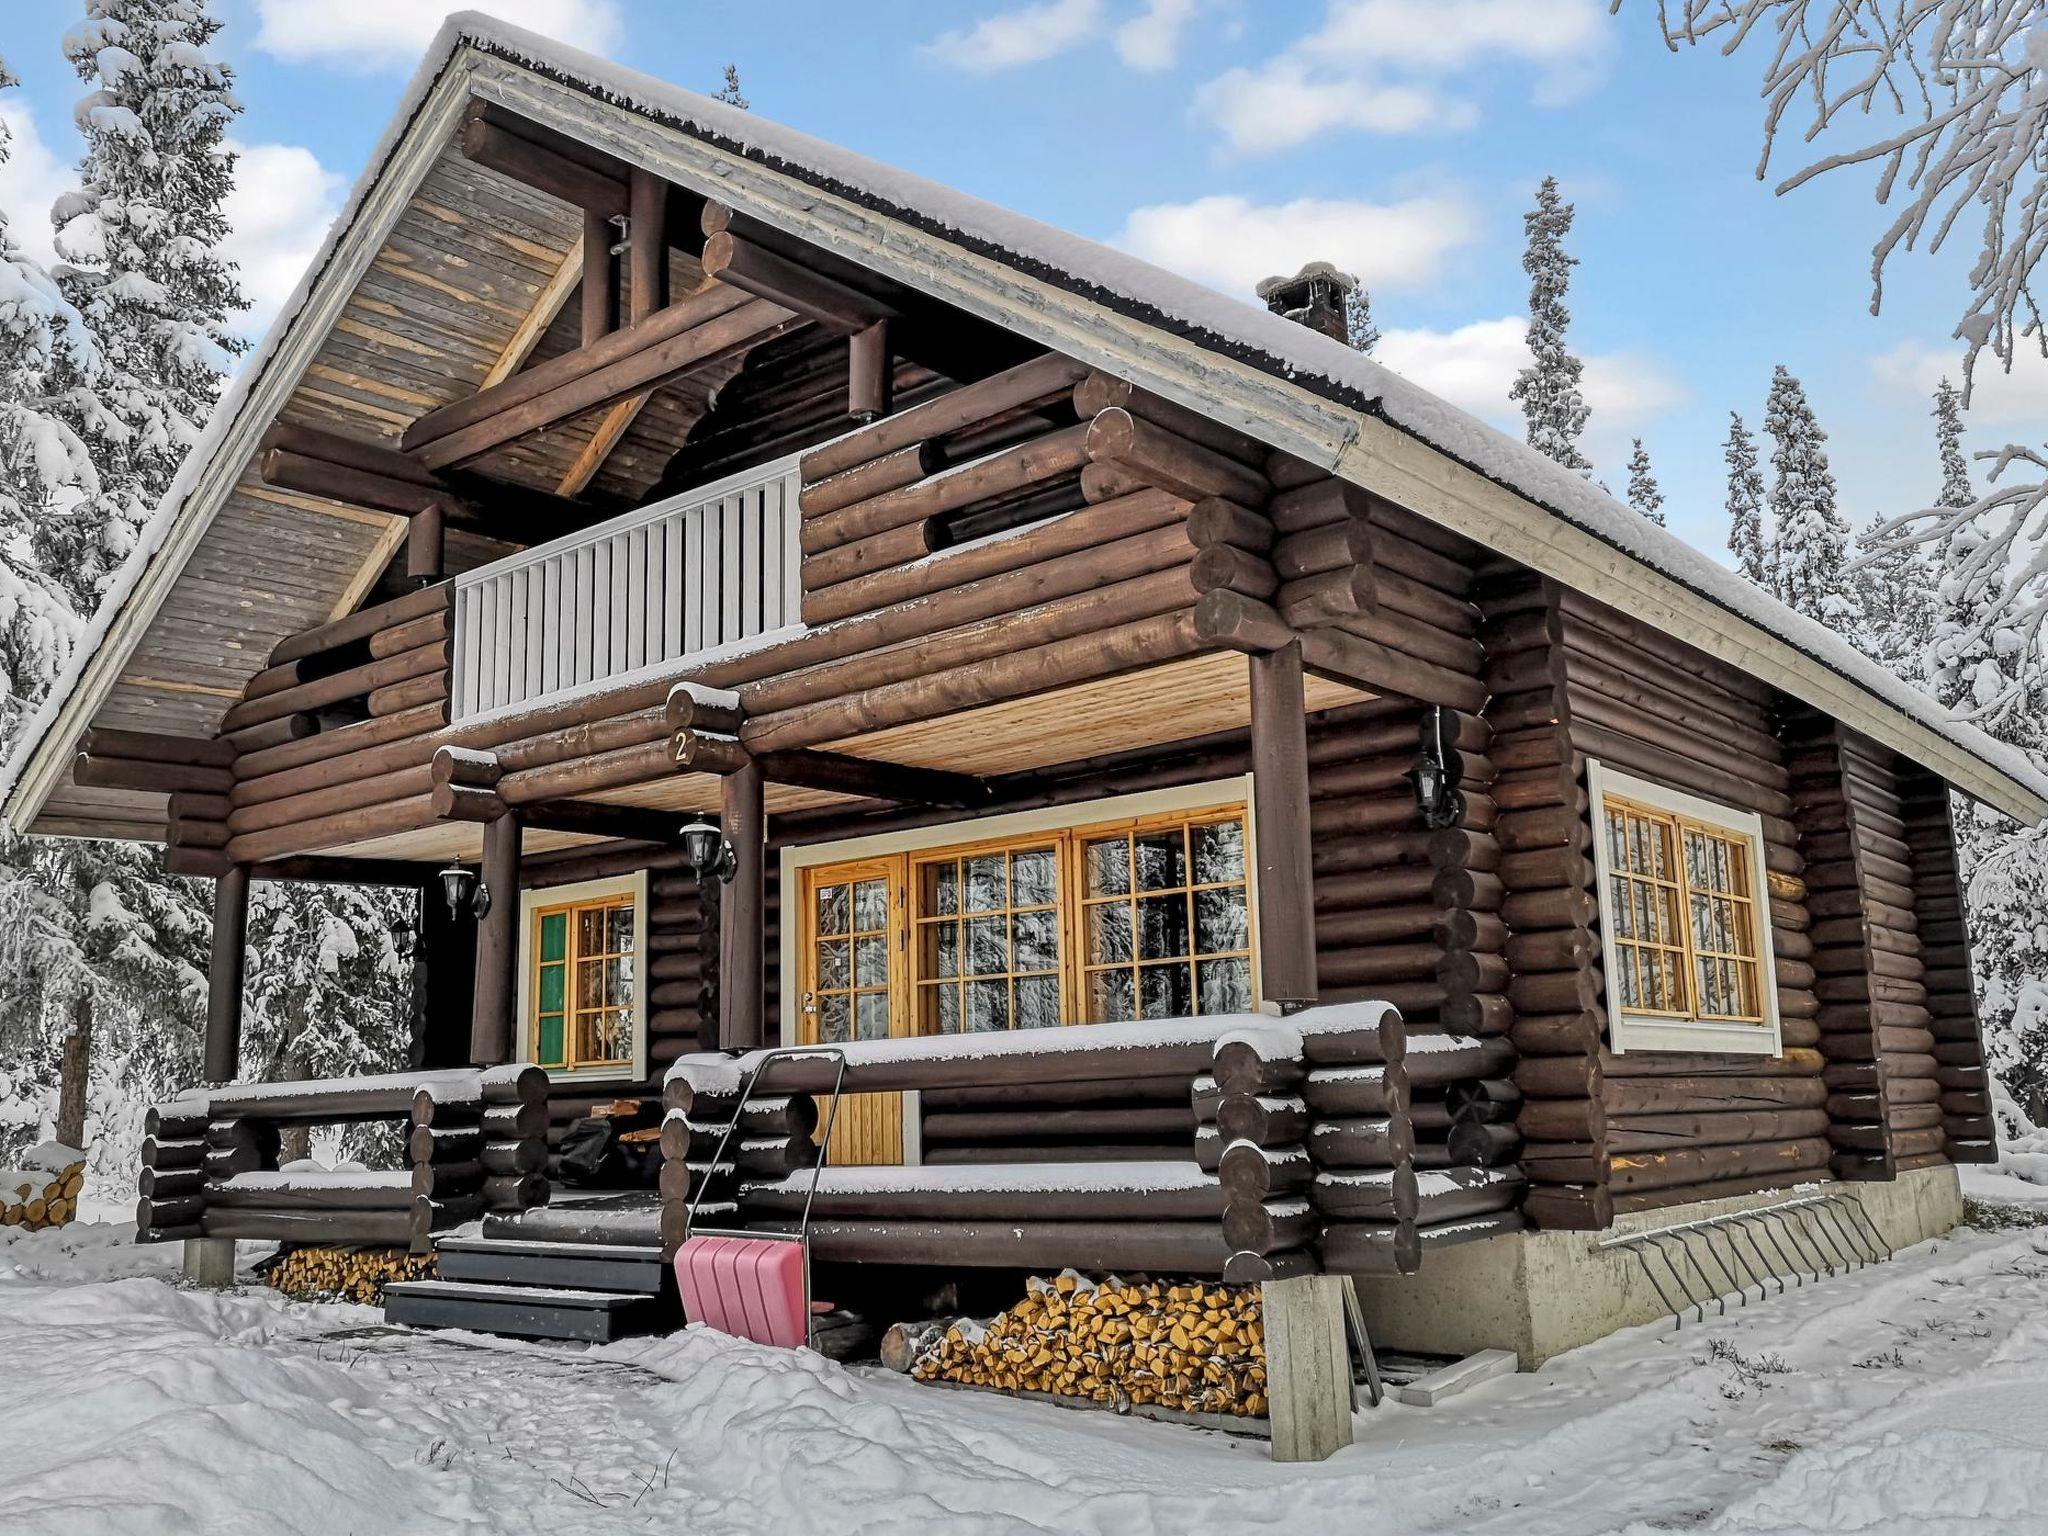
[
  {"xmin": 265, "ymin": 1245, "xmax": 436, "ymax": 1305},
  {"xmin": 1, "ymin": 1144, "xmax": 85, "ymax": 1230},
  {"xmin": 911, "ymin": 1272, "xmax": 1268, "ymax": 1418}
]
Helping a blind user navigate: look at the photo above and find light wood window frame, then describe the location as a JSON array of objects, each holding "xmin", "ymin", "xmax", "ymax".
[
  {"xmin": 516, "ymin": 870, "xmax": 649, "ymax": 1082},
  {"xmin": 1588, "ymin": 760, "xmax": 1781, "ymax": 1057},
  {"xmin": 783, "ymin": 782, "xmax": 1261, "ymax": 1043},
  {"xmin": 1069, "ymin": 803, "xmax": 1257, "ymax": 1026},
  {"xmin": 797, "ymin": 856, "xmax": 910, "ymax": 1048}
]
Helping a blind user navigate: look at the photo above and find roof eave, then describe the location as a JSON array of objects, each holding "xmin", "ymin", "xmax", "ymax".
[{"xmin": 0, "ymin": 40, "xmax": 489, "ymax": 835}]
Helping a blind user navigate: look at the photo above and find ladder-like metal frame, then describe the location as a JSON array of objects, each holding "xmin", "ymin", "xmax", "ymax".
[
  {"xmin": 682, "ymin": 1046, "xmax": 849, "ymax": 1349},
  {"xmin": 1598, "ymin": 1191, "xmax": 1893, "ymax": 1330}
]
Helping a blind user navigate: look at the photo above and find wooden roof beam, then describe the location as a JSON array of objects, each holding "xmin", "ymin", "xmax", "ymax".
[
  {"xmin": 701, "ymin": 230, "xmax": 892, "ymax": 335},
  {"xmin": 256, "ymin": 422, "xmax": 603, "ymax": 549},
  {"xmin": 755, "ymin": 748, "xmax": 991, "ymax": 809},
  {"xmin": 400, "ymin": 287, "xmax": 803, "ymax": 471},
  {"xmin": 459, "ymin": 101, "xmax": 627, "ymax": 218}
]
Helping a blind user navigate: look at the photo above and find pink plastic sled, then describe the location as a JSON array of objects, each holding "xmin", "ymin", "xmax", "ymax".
[{"xmin": 674, "ymin": 1233, "xmax": 809, "ymax": 1349}]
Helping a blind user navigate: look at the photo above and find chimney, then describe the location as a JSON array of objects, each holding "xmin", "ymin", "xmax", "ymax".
[{"xmin": 1255, "ymin": 261, "xmax": 1356, "ymax": 344}]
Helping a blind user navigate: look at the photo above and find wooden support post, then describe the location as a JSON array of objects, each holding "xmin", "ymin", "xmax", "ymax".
[
  {"xmin": 205, "ymin": 865, "xmax": 250, "ymax": 1084},
  {"xmin": 849, "ymin": 317, "xmax": 891, "ymax": 422},
  {"xmin": 581, "ymin": 203, "xmax": 617, "ymax": 347},
  {"xmin": 720, "ymin": 760, "xmax": 765, "ymax": 1052},
  {"xmin": 1251, "ymin": 643, "xmax": 1317, "ymax": 1008},
  {"xmin": 628, "ymin": 167, "xmax": 669, "ymax": 322},
  {"xmin": 405, "ymin": 497, "xmax": 446, "ymax": 584},
  {"xmin": 1262, "ymin": 1275, "xmax": 1354, "ymax": 1462},
  {"xmin": 470, "ymin": 812, "xmax": 523, "ymax": 1066},
  {"xmin": 182, "ymin": 1236, "xmax": 237, "ymax": 1288}
]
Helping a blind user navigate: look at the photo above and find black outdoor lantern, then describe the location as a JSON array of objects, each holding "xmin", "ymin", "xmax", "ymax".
[
  {"xmin": 1410, "ymin": 704, "xmax": 1466, "ymax": 831},
  {"xmin": 438, "ymin": 863, "xmax": 488, "ymax": 921},
  {"xmin": 679, "ymin": 820, "xmax": 738, "ymax": 883}
]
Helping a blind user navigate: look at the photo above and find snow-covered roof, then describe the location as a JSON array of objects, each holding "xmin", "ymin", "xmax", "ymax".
[{"xmin": 6, "ymin": 11, "xmax": 2044, "ymax": 830}]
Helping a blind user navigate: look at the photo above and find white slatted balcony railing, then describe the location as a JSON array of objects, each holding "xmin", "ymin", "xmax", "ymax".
[{"xmin": 450, "ymin": 453, "xmax": 803, "ymax": 721}]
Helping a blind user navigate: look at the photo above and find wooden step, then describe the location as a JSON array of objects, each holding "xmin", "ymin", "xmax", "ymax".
[
  {"xmin": 434, "ymin": 1235, "xmax": 668, "ymax": 1295},
  {"xmin": 383, "ymin": 1279, "xmax": 661, "ymax": 1342}
]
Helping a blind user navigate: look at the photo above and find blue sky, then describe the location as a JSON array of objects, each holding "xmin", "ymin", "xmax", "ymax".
[{"xmin": 1, "ymin": 0, "xmax": 2040, "ymax": 564}]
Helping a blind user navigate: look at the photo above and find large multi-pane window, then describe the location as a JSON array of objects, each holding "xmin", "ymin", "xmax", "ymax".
[
  {"xmin": 1590, "ymin": 763, "xmax": 1777, "ymax": 1055},
  {"xmin": 913, "ymin": 842, "xmax": 1063, "ymax": 1033},
  {"xmin": 796, "ymin": 800, "xmax": 1257, "ymax": 1041},
  {"xmin": 1076, "ymin": 811, "xmax": 1252, "ymax": 1022},
  {"xmin": 521, "ymin": 873, "xmax": 647, "ymax": 1078}
]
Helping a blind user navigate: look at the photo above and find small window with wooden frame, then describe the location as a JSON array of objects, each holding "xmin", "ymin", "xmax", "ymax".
[
  {"xmin": 1588, "ymin": 761, "xmax": 1780, "ymax": 1056},
  {"xmin": 517, "ymin": 870, "xmax": 649, "ymax": 1081}
]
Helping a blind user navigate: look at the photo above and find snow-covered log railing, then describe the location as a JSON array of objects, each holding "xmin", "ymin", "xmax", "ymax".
[
  {"xmin": 659, "ymin": 1002, "xmax": 1493, "ymax": 1281},
  {"xmin": 135, "ymin": 1065, "xmax": 552, "ymax": 1253},
  {"xmin": 449, "ymin": 451, "xmax": 803, "ymax": 721}
]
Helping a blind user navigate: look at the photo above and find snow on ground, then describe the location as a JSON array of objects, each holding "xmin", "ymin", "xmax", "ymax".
[{"xmin": 4, "ymin": 1215, "xmax": 2048, "ymax": 1535}]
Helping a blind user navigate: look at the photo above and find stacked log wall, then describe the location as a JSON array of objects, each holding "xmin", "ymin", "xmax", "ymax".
[
  {"xmin": 1898, "ymin": 766, "xmax": 1996, "ymax": 1161},
  {"xmin": 1783, "ymin": 710, "xmax": 1896, "ymax": 1179},
  {"xmin": 1836, "ymin": 741, "xmax": 1943, "ymax": 1172},
  {"xmin": 1556, "ymin": 591, "xmax": 1831, "ymax": 1212},
  {"xmin": 1475, "ymin": 573, "xmax": 1611, "ymax": 1229}
]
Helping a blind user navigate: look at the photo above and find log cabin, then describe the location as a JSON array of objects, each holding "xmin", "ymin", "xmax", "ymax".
[{"xmin": 4, "ymin": 15, "xmax": 2042, "ymax": 1374}]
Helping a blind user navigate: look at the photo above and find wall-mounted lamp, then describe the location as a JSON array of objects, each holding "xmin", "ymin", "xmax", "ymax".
[
  {"xmin": 1410, "ymin": 705, "xmax": 1467, "ymax": 831},
  {"xmin": 438, "ymin": 863, "xmax": 490, "ymax": 921},
  {"xmin": 679, "ymin": 820, "xmax": 738, "ymax": 883}
]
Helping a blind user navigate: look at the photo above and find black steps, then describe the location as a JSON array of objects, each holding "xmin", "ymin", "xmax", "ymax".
[
  {"xmin": 435, "ymin": 1235, "xmax": 666, "ymax": 1295},
  {"xmin": 384, "ymin": 1227, "xmax": 672, "ymax": 1343},
  {"xmin": 383, "ymin": 1278, "xmax": 660, "ymax": 1343}
]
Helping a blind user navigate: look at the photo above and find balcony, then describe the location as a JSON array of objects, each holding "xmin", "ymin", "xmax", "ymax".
[{"xmin": 450, "ymin": 453, "xmax": 803, "ymax": 721}]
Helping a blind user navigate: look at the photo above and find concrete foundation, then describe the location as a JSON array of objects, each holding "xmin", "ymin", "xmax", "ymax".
[
  {"xmin": 1355, "ymin": 1165, "xmax": 1963, "ymax": 1367},
  {"xmin": 181, "ymin": 1236, "xmax": 237, "ymax": 1288}
]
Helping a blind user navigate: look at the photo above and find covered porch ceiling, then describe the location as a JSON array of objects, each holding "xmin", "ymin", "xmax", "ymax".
[{"xmin": 312, "ymin": 652, "xmax": 1372, "ymax": 863}]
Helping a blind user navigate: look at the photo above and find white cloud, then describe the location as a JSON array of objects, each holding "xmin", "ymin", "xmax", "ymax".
[
  {"xmin": 251, "ymin": 0, "xmax": 623, "ymax": 70},
  {"xmin": 1115, "ymin": 0, "xmax": 1200, "ymax": 71},
  {"xmin": 223, "ymin": 141, "xmax": 347, "ymax": 337},
  {"xmin": 1114, "ymin": 192, "xmax": 1478, "ymax": 296},
  {"xmin": 1375, "ymin": 314, "xmax": 1687, "ymax": 463},
  {"xmin": 1308, "ymin": 0, "xmax": 1608, "ymax": 85},
  {"xmin": 1194, "ymin": 0, "xmax": 1612, "ymax": 155},
  {"xmin": 0, "ymin": 100, "xmax": 72, "ymax": 270},
  {"xmin": 1868, "ymin": 339, "xmax": 2048, "ymax": 432},
  {"xmin": 925, "ymin": 0, "xmax": 1104, "ymax": 73},
  {"xmin": 1194, "ymin": 61, "xmax": 1464, "ymax": 153}
]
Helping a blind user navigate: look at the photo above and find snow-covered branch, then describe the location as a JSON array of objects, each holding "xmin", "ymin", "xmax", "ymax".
[{"xmin": 1623, "ymin": 1, "xmax": 2048, "ymax": 384}]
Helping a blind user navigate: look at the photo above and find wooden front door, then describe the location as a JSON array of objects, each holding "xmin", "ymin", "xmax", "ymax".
[{"xmin": 797, "ymin": 856, "xmax": 907, "ymax": 1165}]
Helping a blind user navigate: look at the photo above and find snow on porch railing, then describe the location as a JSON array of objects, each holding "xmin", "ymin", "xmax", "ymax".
[{"xmin": 450, "ymin": 452, "xmax": 803, "ymax": 720}]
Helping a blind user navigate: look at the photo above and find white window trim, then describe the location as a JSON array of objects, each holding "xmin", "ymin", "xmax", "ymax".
[
  {"xmin": 1587, "ymin": 759, "xmax": 1782, "ymax": 1058},
  {"xmin": 516, "ymin": 869, "xmax": 650, "ymax": 1084},
  {"xmin": 779, "ymin": 776, "xmax": 1261, "ymax": 1163}
]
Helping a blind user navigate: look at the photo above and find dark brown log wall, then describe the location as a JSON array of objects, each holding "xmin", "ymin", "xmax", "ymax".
[
  {"xmin": 1899, "ymin": 766, "xmax": 1997, "ymax": 1161},
  {"xmin": 1559, "ymin": 591, "xmax": 1832, "ymax": 1213}
]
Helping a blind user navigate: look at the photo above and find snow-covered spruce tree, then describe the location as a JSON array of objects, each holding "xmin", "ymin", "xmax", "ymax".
[
  {"xmin": 0, "ymin": 55, "xmax": 100, "ymax": 1161},
  {"xmin": 1624, "ymin": 438, "xmax": 1664, "ymax": 526},
  {"xmin": 241, "ymin": 882, "xmax": 416, "ymax": 1162},
  {"xmin": 1934, "ymin": 376, "xmax": 1972, "ymax": 509},
  {"xmin": 1723, "ymin": 411, "xmax": 1769, "ymax": 584},
  {"xmin": 1852, "ymin": 511, "xmax": 1935, "ymax": 676},
  {"xmin": 1344, "ymin": 286, "xmax": 1379, "ymax": 356},
  {"xmin": 1915, "ymin": 380, "xmax": 2048, "ymax": 1119},
  {"xmin": 1507, "ymin": 176, "xmax": 1592, "ymax": 475},
  {"xmin": 1762, "ymin": 365, "xmax": 1856, "ymax": 629},
  {"xmin": 44, "ymin": 0, "xmax": 245, "ymax": 606}
]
